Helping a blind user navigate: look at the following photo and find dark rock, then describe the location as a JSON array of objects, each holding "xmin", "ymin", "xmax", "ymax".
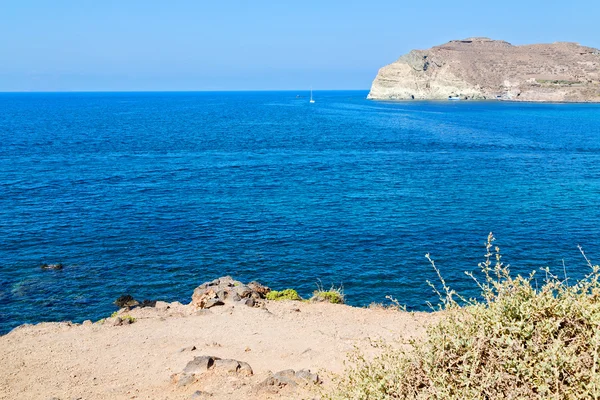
[
  {"xmin": 183, "ymin": 356, "xmax": 219, "ymax": 375},
  {"xmin": 114, "ymin": 295, "xmax": 139, "ymax": 308},
  {"xmin": 243, "ymin": 297, "xmax": 255, "ymax": 307},
  {"xmin": 190, "ymin": 390, "xmax": 212, "ymax": 399},
  {"xmin": 114, "ymin": 295, "xmax": 156, "ymax": 309},
  {"xmin": 139, "ymin": 299, "xmax": 156, "ymax": 308},
  {"xmin": 41, "ymin": 263, "xmax": 63, "ymax": 270}
]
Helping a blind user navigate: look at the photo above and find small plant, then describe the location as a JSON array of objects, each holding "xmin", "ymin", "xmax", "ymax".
[
  {"xmin": 310, "ymin": 281, "xmax": 345, "ymax": 304},
  {"xmin": 110, "ymin": 311, "xmax": 119, "ymax": 318},
  {"xmin": 368, "ymin": 295, "xmax": 407, "ymax": 311},
  {"xmin": 266, "ymin": 289, "xmax": 302, "ymax": 301},
  {"xmin": 120, "ymin": 315, "xmax": 136, "ymax": 323},
  {"xmin": 328, "ymin": 233, "xmax": 600, "ymax": 400}
]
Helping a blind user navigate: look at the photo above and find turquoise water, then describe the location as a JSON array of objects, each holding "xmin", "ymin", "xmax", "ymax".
[{"xmin": 1, "ymin": 91, "xmax": 599, "ymax": 333}]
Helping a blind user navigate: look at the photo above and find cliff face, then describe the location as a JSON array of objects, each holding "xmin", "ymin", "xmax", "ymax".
[{"xmin": 367, "ymin": 38, "xmax": 600, "ymax": 102}]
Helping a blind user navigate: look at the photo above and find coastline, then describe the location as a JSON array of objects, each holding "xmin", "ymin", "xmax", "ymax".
[
  {"xmin": 366, "ymin": 39, "xmax": 600, "ymax": 104},
  {"xmin": 0, "ymin": 282, "xmax": 437, "ymax": 400},
  {"xmin": 367, "ymin": 96, "xmax": 600, "ymax": 104}
]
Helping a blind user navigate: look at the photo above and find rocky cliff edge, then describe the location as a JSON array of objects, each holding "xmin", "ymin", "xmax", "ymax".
[{"xmin": 367, "ymin": 37, "xmax": 600, "ymax": 102}]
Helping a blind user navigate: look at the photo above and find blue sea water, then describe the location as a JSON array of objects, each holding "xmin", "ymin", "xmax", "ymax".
[{"xmin": 1, "ymin": 91, "xmax": 600, "ymax": 334}]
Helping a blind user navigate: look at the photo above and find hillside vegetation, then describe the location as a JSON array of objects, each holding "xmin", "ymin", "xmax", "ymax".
[{"xmin": 329, "ymin": 234, "xmax": 600, "ymax": 399}]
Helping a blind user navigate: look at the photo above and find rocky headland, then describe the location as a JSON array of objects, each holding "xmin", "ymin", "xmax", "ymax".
[
  {"xmin": 0, "ymin": 276, "xmax": 435, "ymax": 400},
  {"xmin": 367, "ymin": 37, "xmax": 600, "ymax": 102}
]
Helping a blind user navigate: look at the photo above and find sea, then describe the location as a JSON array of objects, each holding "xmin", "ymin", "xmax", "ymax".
[{"xmin": 1, "ymin": 91, "xmax": 599, "ymax": 334}]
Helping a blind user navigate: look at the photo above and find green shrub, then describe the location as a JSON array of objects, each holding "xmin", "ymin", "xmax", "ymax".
[
  {"xmin": 311, "ymin": 283, "xmax": 345, "ymax": 304},
  {"xmin": 328, "ymin": 233, "xmax": 600, "ymax": 399},
  {"xmin": 266, "ymin": 289, "xmax": 302, "ymax": 301},
  {"xmin": 121, "ymin": 315, "xmax": 136, "ymax": 323},
  {"xmin": 311, "ymin": 290, "xmax": 345, "ymax": 304}
]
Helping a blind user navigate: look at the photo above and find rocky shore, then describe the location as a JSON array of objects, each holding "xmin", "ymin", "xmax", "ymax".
[
  {"xmin": 368, "ymin": 37, "xmax": 600, "ymax": 102},
  {"xmin": 0, "ymin": 277, "xmax": 435, "ymax": 400}
]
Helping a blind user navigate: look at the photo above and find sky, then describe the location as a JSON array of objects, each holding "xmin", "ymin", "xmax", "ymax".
[{"xmin": 1, "ymin": 0, "xmax": 599, "ymax": 91}]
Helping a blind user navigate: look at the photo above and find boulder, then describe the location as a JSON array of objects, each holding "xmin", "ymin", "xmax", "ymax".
[
  {"xmin": 175, "ymin": 355, "xmax": 253, "ymax": 384},
  {"xmin": 114, "ymin": 295, "xmax": 139, "ymax": 308},
  {"xmin": 234, "ymin": 285, "xmax": 253, "ymax": 298},
  {"xmin": 114, "ymin": 295, "xmax": 157, "ymax": 309},
  {"xmin": 238, "ymin": 361, "xmax": 253, "ymax": 376},
  {"xmin": 191, "ymin": 277, "xmax": 270, "ymax": 309},
  {"xmin": 139, "ymin": 299, "xmax": 156, "ymax": 308},
  {"xmin": 213, "ymin": 359, "xmax": 243, "ymax": 374},
  {"xmin": 294, "ymin": 369, "xmax": 320, "ymax": 384},
  {"xmin": 247, "ymin": 281, "xmax": 271, "ymax": 297},
  {"xmin": 183, "ymin": 356, "xmax": 219, "ymax": 375},
  {"xmin": 258, "ymin": 369, "xmax": 321, "ymax": 391}
]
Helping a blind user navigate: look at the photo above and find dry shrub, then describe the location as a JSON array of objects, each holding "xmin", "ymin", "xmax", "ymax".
[{"xmin": 329, "ymin": 233, "xmax": 600, "ymax": 399}]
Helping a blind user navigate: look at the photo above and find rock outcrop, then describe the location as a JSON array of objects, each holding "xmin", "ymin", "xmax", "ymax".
[
  {"xmin": 368, "ymin": 38, "xmax": 600, "ymax": 102},
  {"xmin": 171, "ymin": 355, "xmax": 254, "ymax": 388},
  {"xmin": 258, "ymin": 368, "xmax": 321, "ymax": 391},
  {"xmin": 191, "ymin": 276, "xmax": 270, "ymax": 309},
  {"xmin": 114, "ymin": 294, "xmax": 156, "ymax": 309}
]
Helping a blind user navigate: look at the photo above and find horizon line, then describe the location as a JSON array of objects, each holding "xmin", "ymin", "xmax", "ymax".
[{"xmin": 0, "ymin": 89, "xmax": 371, "ymax": 94}]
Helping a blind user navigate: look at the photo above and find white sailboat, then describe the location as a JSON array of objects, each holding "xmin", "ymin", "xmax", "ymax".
[{"xmin": 310, "ymin": 87, "xmax": 315, "ymax": 103}]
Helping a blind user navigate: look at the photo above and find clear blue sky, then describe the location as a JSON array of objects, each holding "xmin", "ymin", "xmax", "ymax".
[{"xmin": 2, "ymin": 0, "xmax": 599, "ymax": 91}]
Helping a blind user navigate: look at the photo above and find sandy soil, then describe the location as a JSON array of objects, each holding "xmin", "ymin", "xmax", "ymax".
[{"xmin": 0, "ymin": 300, "xmax": 435, "ymax": 400}]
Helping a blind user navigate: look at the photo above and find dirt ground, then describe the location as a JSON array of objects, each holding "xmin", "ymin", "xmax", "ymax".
[{"xmin": 0, "ymin": 299, "xmax": 436, "ymax": 400}]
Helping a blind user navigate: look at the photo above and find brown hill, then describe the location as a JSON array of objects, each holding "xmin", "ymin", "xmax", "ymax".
[{"xmin": 367, "ymin": 38, "xmax": 600, "ymax": 102}]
